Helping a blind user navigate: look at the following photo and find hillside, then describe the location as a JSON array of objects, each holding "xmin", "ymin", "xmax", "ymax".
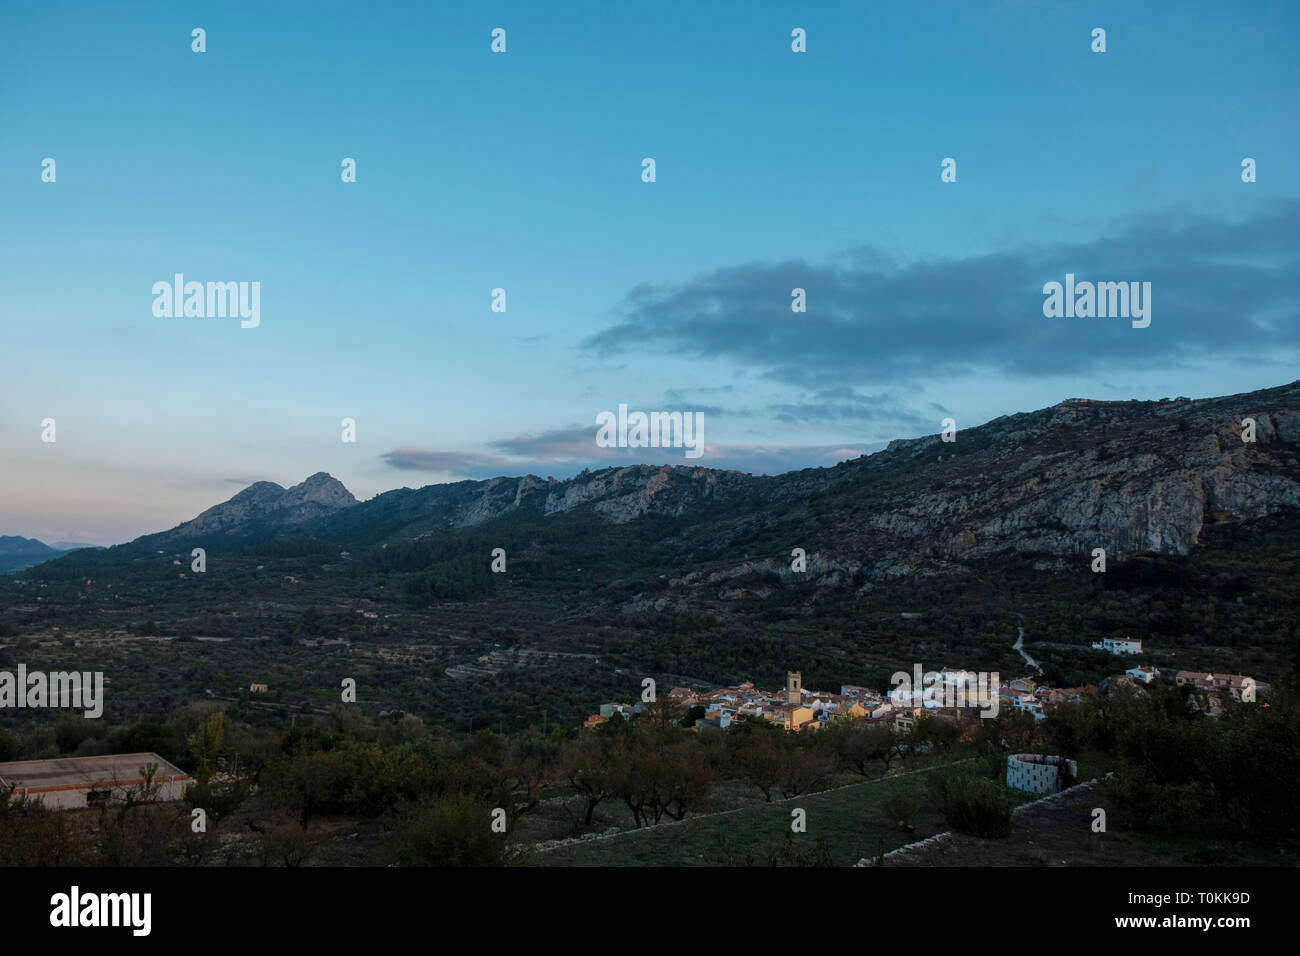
[{"xmin": 2, "ymin": 381, "xmax": 1297, "ymax": 730}]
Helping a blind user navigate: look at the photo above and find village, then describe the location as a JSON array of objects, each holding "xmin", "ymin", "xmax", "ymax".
[{"xmin": 583, "ymin": 636, "xmax": 1271, "ymax": 733}]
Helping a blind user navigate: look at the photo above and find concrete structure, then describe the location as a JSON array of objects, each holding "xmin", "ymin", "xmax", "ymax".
[
  {"xmin": 0, "ymin": 753, "xmax": 191, "ymax": 810},
  {"xmin": 1125, "ymin": 666, "xmax": 1159, "ymax": 685},
  {"xmin": 1006, "ymin": 753, "xmax": 1077, "ymax": 795}
]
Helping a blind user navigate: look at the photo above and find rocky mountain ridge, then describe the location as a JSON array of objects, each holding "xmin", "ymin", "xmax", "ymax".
[{"xmin": 20, "ymin": 381, "xmax": 1300, "ymax": 590}]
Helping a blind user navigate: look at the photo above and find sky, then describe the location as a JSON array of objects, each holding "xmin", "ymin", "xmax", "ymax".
[{"xmin": 1, "ymin": 0, "xmax": 1297, "ymax": 545}]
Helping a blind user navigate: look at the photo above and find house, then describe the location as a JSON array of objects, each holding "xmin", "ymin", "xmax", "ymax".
[
  {"xmin": 0, "ymin": 753, "xmax": 191, "ymax": 810},
  {"xmin": 1124, "ymin": 666, "xmax": 1159, "ymax": 685},
  {"xmin": 893, "ymin": 708, "xmax": 918, "ymax": 733},
  {"xmin": 1057, "ymin": 685, "xmax": 1099, "ymax": 704},
  {"xmin": 765, "ymin": 704, "xmax": 816, "ymax": 732},
  {"xmin": 837, "ymin": 701, "xmax": 869, "ymax": 721},
  {"xmin": 704, "ymin": 704, "xmax": 734, "ymax": 728},
  {"xmin": 1093, "ymin": 637, "xmax": 1142, "ymax": 655},
  {"xmin": 1011, "ymin": 695, "xmax": 1047, "ymax": 720},
  {"xmin": 1175, "ymin": 672, "xmax": 1269, "ymax": 700},
  {"xmin": 249, "ymin": 683, "xmax": 268, "ymax": 694}
]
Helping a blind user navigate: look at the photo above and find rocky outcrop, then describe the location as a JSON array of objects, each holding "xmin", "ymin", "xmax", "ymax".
[
  {"xmin": 122, "ymin": 381, "xmax": 1300, "ymax": 584},
  {"xmin": 157, "ymin": 472, "xmax": 358, "ymax": 541}
]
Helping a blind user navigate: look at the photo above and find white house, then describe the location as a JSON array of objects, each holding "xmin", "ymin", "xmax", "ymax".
[
  {"xmin": 1125, "ymin": 665, "xmax": 1159, "ymax": 684},
  {"xmin": 1092, "ymin": 637, "xmax": 1142, "ymax": 655}
]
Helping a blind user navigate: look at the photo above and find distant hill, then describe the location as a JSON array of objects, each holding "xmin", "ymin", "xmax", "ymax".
[
  {"xmin": 0, "ymin": 537, "xmax": 105, "ymax": 575},
  {"xmin": 0, "ymin": 536, "xmax": 67, "ymax": 574}
]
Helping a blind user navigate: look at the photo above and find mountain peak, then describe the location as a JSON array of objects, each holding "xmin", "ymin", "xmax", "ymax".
[
  {"xmin": 154, "ymin": 474, "xmax": 358, "ymax": 542},
  {"xmin": 282, "ymin": 473, "xmax": 358, "ymax": 511}
]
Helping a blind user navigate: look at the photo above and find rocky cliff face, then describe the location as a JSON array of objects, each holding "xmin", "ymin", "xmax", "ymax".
[
  {"xmin": 157, "ymin": 472, "xmax": 358, "ymax": 541},
  {"xmin": 850, "ymin": 390, "xmax": 1300, "ymax": 567},
  {"xmin": 345, "ymin": 464, "xmax": 753, "ymax": 533},
  {"xmin": 133, "ymin": 382, "xmax": 1300, "ymax": 583}
]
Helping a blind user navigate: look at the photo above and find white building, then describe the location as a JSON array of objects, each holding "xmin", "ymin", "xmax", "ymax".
[
  {"xmin": 1125, "ymin": 665, "xmax": 1159, "ymax": 684},
  {"xmin": 0, "ymin": 753, "xmax": 191, "ymax": 810},
  {"xmin": 1092, "ymin": 637, "xmax": 1142, "ymax": 655}
]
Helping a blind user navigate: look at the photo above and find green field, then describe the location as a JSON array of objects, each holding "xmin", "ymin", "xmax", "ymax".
[{"xmin": 526, "ymin": 758, "xmax": 1038, "ymax": 867}]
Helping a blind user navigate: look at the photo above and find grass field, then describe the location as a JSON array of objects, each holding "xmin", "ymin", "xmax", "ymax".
[{"xmin": 525, "ymin": 757, "xmax": 1038, "ymax": 867}]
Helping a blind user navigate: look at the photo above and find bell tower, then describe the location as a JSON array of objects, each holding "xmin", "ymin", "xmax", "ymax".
[{"xmin": 787, "ymin": 671, "xmax": 802, "ymax": 705}]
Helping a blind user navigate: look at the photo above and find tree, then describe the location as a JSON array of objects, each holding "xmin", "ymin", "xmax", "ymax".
[
  {"xmin": 389, "ymin": 797, "xmax": 510, "ymax": 867},
  {"xmin": 777, "ymin": 738, "xmax": 833, "ymax": 799},
  {"xmin": 827, "ymin": 722, "xmax": 896, "ymax": 777},
  {"xmin": 648, "ymin": 738, "xmax": 714, "ymax": 823},
  {"xmin": 187, "ymin": 712, "xmax": 225, "ymax": 786},
  {"xmin": 1042, "ymin": 701, "xmax": 1094, "ymax": 758},
  {"xmin": 914, "ymin": 715, "xmax": 961, "ymax": 754},
  {"xmin": 562, "ymin": 737, "xmax": 612, "ymax": 827},
  {"xmin": 731, "ymin": 726, "xmax": 784, "ymax": 802}
]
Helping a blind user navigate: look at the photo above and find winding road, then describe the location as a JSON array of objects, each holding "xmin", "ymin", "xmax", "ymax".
[{"xmin": 1012, "ymin": 615, "xmax": 1043, "ymax": 675}]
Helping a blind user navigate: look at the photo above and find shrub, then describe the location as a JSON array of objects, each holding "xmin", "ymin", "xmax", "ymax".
[
  {"xmin": 929, "ymin": 771, "xmax": 1013, "ymax": 838},
  {"xmin": 389, "ymin": 797, "xmax": 510, "ymax": 867}
]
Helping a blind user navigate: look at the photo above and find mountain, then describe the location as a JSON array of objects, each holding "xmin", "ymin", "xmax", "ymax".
[
  {"xmin": 0, "ymin": 536, "xmax": 68, "ymax": 574},
  {"xmin": 6, "ymin": 381, "xmax": 1297, "ymax": 727},
  {"xmin": 144, "ymin": 472, "xmax": 359, "ymax": 546},
  {"xmin": 20, "ymin": 381, "xmax": 1300, "ymax": 595}
]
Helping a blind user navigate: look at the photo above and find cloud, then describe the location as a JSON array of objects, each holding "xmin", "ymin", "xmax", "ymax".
[
  {"xmin": 583, "ymin": 202, "xmax": 1300, "ymax": 389},
  {"xmin": 380, "ymin": 448, "xmax": 517, "ymax": 473},
  {"xmin": 379, "ymin": 437, "xmax": 884, "ymax": 481},
  {"xmin": 699, "ymin": 442, "xmax": 884, "ymax": 475},
  {"xmin": 488, "ymin": 426, "xmax": 597, "ymax": 462},
  {"xmin": 766, "ymin": 387, "xmax": 934, "ymax": 430}
]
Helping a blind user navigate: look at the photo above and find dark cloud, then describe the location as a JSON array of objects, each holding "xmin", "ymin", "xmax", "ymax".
[
  {"xmin": 488, "ymin": 426, "xmax": 598, "ymax": 461},
  {"xmin": 583, "ymin": 202, "xmax": 1300, "ymax": 389},
  {"xmin": 767, "ymin": 387, "xmax": 935, "ymax": 430},
  {"xmin": 380, "ymin": 438, "xmax": 883, "ymax": 481},
  {"xmin": 380, "ymin": 449, "xmax": 517, "ymax": 473}
]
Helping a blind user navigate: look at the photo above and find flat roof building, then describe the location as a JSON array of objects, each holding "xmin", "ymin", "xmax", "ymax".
[{"xmin": 0, "ymin": 753, "xmax": 191, "ymax": 810}]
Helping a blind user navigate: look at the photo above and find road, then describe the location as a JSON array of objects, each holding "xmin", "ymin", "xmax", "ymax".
[{"xmin": 1012, "ymin": 615, "xmax": 1043, "ymax": 674}]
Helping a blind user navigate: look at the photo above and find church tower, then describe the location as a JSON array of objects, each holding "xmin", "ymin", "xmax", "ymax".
[{"xmin": 787, "ymin": 671, "xmax": 802, "ymax": 706}]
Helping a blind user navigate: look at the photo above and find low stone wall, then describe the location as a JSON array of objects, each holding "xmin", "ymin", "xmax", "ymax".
[{"xmin": 856, "ymin": 777, "xmax": 1100, "ymax": 865}]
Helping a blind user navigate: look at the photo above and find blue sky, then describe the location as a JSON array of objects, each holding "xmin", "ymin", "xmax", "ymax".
[{"xmin": 1, "ymin": 0, "xmax": 1297, "ymax": 544}]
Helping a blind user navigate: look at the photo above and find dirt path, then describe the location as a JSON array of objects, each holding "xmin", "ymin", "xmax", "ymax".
[
  {"xmin": 1012, "ymin": 617, "xmax": 1042, "ymax": 674},
  {"xmin": 877, "ymin": 783, "xmax": 1184, "ymax": 866}
]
